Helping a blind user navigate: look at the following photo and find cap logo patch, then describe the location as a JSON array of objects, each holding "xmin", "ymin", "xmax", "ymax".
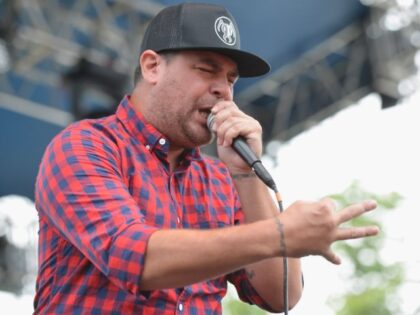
[{"xmin": 214, "ymin": 16, "xmax": 236, "ymax": 46}]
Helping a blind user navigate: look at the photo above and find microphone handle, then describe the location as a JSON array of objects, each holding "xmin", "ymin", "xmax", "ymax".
[
  {"xmin": 232, "ymin": 136, "xmax": 258, "ymax": 166},
  {"xmin": 232, "ymin": 137, "xmax": 277, "ymax": 191}
]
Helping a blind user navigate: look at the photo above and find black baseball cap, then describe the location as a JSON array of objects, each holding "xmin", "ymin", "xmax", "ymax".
[{"xmin": 140, "ymin": 3, "xmax": 270, "ymax": 77}]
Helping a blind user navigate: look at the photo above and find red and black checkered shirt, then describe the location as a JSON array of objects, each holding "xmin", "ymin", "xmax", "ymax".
[{"xmin": 34, "ymin": 96, "xmax": 272, "ymax": 314}]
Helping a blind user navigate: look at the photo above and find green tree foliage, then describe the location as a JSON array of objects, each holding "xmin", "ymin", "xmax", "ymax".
[
  {"xmin": 223, "ymin": 297, "xmax": 269, "ymax": 315},
  {"xmin": 328, "ymin": 181, "xmax": 404, "ymax": 315}
]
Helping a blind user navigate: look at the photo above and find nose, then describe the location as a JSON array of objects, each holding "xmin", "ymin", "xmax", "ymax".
[{"xmin": 210, "ymin": 79, "xmax": 233, "ymax": 101}]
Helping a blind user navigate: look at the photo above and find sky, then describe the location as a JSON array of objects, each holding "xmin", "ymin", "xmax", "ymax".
[{"xmin": 0, "ymin": 88, "xmax": 419, "ymax": 313}]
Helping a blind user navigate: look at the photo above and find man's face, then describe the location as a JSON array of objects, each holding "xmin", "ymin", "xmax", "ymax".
[{"xmin": 148, "ymin": 50, "xmax": 239, "ymax": 149}]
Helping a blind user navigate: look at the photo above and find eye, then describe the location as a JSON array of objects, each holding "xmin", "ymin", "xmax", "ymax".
[
  {"xmin": 197, "ymin": 67, "xmax": 213, "ymax": 73},
  {"xmin": 228, "ymin": 75, "xmax": 238, "ymax": 86}
]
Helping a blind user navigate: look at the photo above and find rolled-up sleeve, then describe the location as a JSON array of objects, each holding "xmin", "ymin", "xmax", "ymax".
[
  {"xmin": 35, "ymin": 125, "xmax": 159, "ymax": 295},
  {"xmin": 226, "ymin": 187, "xmax": 278, "ymax": 313},
  {"xmin": 227, "ymin": 269, "xmax": 276, "ymax": 312}
]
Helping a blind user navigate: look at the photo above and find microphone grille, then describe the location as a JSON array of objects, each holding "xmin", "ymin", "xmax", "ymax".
[{"xmin": 207, "ymin": 113, "xmax": 215, "ymax": 130}]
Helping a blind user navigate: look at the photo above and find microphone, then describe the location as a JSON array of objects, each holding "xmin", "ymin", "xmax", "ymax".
[
  {"xmin": 207, "ymin": 113, "xmax": 277, "ymax": 191},
  {"xmin": 207, "ymin": 114, "xmax": 288, "ymax": 314}
]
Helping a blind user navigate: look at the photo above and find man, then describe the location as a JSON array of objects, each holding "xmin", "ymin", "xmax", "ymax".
[{"xmin": 34, "ymin": 3, "xmax": 379, "ymax": 314}]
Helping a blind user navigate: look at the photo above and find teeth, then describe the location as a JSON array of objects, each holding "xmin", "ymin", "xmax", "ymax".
[{"xmin": 199, "ymin": 110, "xmax": 209, "ymax": 118}]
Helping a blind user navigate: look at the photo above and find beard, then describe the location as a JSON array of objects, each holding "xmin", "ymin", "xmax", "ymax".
[
  {"xmin": 148, "ymin": 82, "xmax": 214, "ymax": 149},
  {"xmin": 178, "ymin": 111, "xmax": 213, "ymax": 147}
]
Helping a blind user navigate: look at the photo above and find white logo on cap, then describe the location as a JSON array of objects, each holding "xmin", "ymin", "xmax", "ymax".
[{"xmin": 214, "ymin": 16, "xmax": 236, "ymax": 46}]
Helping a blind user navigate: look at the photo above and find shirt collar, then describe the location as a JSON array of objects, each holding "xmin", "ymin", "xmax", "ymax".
[{"xmin": 116, "ymin": 95, "xmax": 202, "ymax": 162}]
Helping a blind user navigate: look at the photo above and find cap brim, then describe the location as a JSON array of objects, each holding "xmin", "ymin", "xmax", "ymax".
[
  {"xmin": 211, "ymin": 48, "xmax": 271, "ymax": 78},
  {"xmin": 157, "ymin": 47, "xmax": 270, "ymax": 78}
]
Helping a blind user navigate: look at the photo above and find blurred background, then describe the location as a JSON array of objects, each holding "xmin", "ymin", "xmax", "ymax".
[{"xmin": 0, "ymin": 0, "xmax": 419, "ymax": 313}]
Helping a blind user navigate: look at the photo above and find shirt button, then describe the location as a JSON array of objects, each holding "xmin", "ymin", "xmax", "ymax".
[
  {"xmin": 159, "ymin": 138, "xmax": 166, "ymax": 145},
  {"xmin": 178, "ymin": 303, "xmax": 183, "ymax": 312},
  {"xmin": 145, "ymin": 145, "xmax": 151, "ymax": 150}
]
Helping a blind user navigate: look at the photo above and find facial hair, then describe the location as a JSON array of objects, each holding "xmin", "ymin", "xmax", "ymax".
[{"xmin": 148, "ymin": 80, "xmax": 213, "ymax": 149}]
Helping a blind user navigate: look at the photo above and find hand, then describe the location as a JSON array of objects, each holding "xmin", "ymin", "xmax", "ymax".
[
  {"xmin": 210, "ymin": 101, "xmax": 263, "ymax": 173},
  {"xmin": 279, "ymin": 198, "xmax": 379, "ymax": 264}
]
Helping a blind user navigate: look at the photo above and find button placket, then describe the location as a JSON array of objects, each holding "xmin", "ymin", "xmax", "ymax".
[
  {"xmin": 176, "ymin": 290, "xmax": 187, "ymax": 314},
  {"xmin": 169, "ymin": 173, "xmax": 183, "ymax": 227}
]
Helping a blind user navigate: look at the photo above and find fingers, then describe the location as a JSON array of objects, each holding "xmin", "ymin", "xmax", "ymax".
[
  {"xmin": 335, "ymin": 200, "xmax": 377, "ymax": 224},
  {"xmin": 216, "ymin": 116, "xmax": 255, "ymax": 147},
  {"xmin": 211, "ymin": 101, "xmax": 261, "ymax": 147},
  {"xmin": 324, "ymin": 248, "xmax": 342, "ymax": 265},
  {"xmin": 323, "ymin": 225, "xmax": 379, "ymax": 264},
  {"xmin": 335, "ymin": 225, "xmax": 380, "ymax": 241},
  {"xmin": 281, "ymin": 198, "xmax": 380, "ymax": 264},
  {"xmin": 334, "ymin": 200, "xmax": 379, "ymax": 241}
]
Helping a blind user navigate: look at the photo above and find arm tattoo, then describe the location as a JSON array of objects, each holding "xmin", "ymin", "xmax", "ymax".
[
  {"xmin": 275, "ymin": 217, "xmax": 287, "ymax": 256},
  {"xmin": 246, "ymin": 269, "xmax": 255, "ymax": 279},
  {"xmin": 231, "ymin": 172, "xmax": 257, "ymax": 180}
]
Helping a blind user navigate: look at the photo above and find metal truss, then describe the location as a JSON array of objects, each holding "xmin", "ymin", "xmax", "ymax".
[
  {"xmin": 236, "ymin": 2, "xmax": 419, "ymax": 145},
  {"xmin": 236, "ymin": 21, "xmax": 373, "ymax": 144},
  {"xmin": 8, "ymin": 0, "xmax": 164, "ymax": 75},
  {"xmin": 1, "ymin": 0, "xmax": 418, "ymax": 142},
  {"xmin": 202, "ymin": 21, "xmax": 374, "ymax": 157},
  {"xmin": 0, "ymin": 0, "xmax": 165, "ymax": 125}
]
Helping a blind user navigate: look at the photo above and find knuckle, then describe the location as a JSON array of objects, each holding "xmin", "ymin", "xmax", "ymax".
[
  {"xmin": 348, "ymin": 204, "xmax": 363, "ymax": 218},
  {"xmin": 226, "ymin": 122, "xmax": 240, "ymax": 134},
  {"xmin": 293, "ymin": 200, "xmax": 306, "ymax": 209},
  {"xmin": 319, "ymin": 197, "xmax": 335, "ymax": 211},
  {"xmin": 252, "ymin": 118, "xmax": 262, "ymax": 131},
  {"xmin": 350, "ymin": 228, "xmax": 359, "ymax": 239},
  {"xmin": 353, "ymin": 204, "xmax": 364, "ymax": 216},
  {"xmin": 325, "ymin": 216, "xmax": 336, "ymax": 230}
]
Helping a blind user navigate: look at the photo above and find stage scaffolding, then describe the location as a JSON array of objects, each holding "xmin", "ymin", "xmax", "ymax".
[{"xmin": 0, "ymin": 0, "xmax": 419, "ymax": 144}]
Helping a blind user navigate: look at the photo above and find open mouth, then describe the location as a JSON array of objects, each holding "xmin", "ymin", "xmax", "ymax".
[{"xmin": 198, "ymin": 109, "xmax": 211, "ymax": 121}]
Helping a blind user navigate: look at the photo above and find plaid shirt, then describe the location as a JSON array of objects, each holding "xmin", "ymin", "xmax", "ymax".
[{"xmin": 34, "ymin": 96, "xmax": 272, "ymax": 314}]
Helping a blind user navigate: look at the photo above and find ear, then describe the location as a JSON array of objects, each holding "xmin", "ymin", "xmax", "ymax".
[{"xmin": 139, "ymin": 50, "xmax": 163, "ymax": 84}]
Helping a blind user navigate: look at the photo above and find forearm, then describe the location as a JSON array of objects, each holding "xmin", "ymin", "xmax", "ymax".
[
  {"xmin": 231, "ymin": 172, "xmax": 278, "ymax": 221},
  {"xmin": 232, "ymin": 172, "xmax": 303, "ymax": 311},
  {"xmin": 140, "ymin": 219, "xmax": 278, "ymax": 290},
  {"xmin": 245, "ymin": 257, "xmax": 302, "ymax": 311}
]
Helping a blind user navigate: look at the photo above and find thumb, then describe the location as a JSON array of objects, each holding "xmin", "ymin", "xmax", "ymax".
[{"xmin": 324, "ymin": 248, "xmax": 342, "ymax": 265}]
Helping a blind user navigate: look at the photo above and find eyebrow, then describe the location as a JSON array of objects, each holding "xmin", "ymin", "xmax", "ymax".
[{"xmin": 197, "ymin": 57, "xmax": 239, "ymax": 80}]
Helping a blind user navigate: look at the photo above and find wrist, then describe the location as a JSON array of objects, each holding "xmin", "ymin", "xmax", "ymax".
[
  {"xmin": 274, "ymin": 217, "xmax": 287, "ymax": 257},
  {"xmin": 231, "ymin": 172, "xmax": 257, "ymax": 180},
  {"xmin": 228, "ymin": 164, "xmax": 254, "ymax": 178}
]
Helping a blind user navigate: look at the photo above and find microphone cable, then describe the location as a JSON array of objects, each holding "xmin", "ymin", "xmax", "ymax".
[
  {"xmin": 231, "ymin": 148, "xmax": 289, "ymax": 314},
  {"xmin": 230, "ymin": 142, "xmax": 289, "ymax": 314},
  {"xmin": 270, "ymin": 183, "xmax": 289, "ymax": 315},
  {"xmin": 207, "ymin": 114, "xmax": 289, "ymax": 313}
]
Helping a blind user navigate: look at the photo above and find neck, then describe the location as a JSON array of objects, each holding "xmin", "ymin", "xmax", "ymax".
[
  {"xmin": 166, "ymin": 147, "xmax": 184, "ymax": 173},
  {"xmin": 131, "ymin": 84, "xmax": 190, "ymax": 173}
]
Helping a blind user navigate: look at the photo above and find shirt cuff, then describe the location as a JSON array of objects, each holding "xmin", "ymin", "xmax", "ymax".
[{"xmin": 107, "ymin": 222, "xmax": 159, "ymax": 295}]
